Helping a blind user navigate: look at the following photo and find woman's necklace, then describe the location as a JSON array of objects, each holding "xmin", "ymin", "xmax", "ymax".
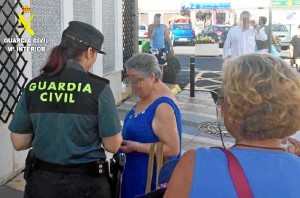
[{"xmin": 232, "ymin": 143, "xmax": 286, "ymax": 152}]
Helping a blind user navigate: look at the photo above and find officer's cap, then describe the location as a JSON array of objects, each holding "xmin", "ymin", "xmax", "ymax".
[{"xmin": 63, "ymin": 21, "xmax": 106, "ymax": 54}]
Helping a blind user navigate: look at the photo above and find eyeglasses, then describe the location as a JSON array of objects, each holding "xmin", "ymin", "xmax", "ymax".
[
  {"xmin": 210, "ymin": 87, "xmax": 224, "ymax": 104},
  {"xmin": 210, "ymin": 86, "xmax": 226, "ymax": 148}
]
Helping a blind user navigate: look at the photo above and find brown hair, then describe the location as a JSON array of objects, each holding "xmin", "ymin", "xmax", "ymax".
[{"xmin": 41, "ymin": 31, "xmax": 88, "ymax": 76}]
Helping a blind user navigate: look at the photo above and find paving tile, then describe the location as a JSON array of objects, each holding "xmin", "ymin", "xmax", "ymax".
[
  {"xmin": 182, "ymin": 125, "xmax": 200, "ymax": 136},
  {"xmin": 182, "ymin": 138, "xmax": 192, "ymax": 147},
  {"xmin": 5, "ymin": 173, "xmax": 25, "ymax": 192}
]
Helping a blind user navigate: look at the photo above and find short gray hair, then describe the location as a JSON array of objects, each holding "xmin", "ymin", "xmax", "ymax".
[{"xmin": 125, "ymin": 53, "xmax": 162, "ymax": 80}]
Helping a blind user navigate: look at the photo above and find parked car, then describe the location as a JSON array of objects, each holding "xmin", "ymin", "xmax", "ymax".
[
  {"xmin": 272, "ymin": 24, "xmax": 291, "ymax": 50},
  {"xmin": 169, "ymin": 23, "xmax": 195, "ymax": 46},
  {"xmin": 198, "ymin": 25, "xmax": 232, "ymax": 47},
  {"xmin": 138, "ymin": 24, "xmax": 148, "ymax": 44}
]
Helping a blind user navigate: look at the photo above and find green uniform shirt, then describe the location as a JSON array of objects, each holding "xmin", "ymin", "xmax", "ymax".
[{"xmin": 9, "ymin": 61, "xmax": 122, "ymax": 165}]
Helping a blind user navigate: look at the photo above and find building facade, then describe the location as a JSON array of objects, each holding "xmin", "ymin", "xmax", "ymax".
[{"xmin": 0, "ymin": 0, "xmax": 126, "ymax": 185}]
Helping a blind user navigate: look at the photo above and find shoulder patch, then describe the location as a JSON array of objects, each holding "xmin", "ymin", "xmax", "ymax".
[{"xmin": 87, "ymin": 72, "xmax": 110, "ymax": 84}]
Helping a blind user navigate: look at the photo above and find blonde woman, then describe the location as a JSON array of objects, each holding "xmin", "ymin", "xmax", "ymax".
[{"xmin": 165, "ymin": 53, "xmax": 300, "ymax": 198}]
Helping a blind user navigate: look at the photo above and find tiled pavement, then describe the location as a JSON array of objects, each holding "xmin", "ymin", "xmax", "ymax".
[{"xmin": 0, "ymin": 90, "xmax": 234, "ymax": 197}]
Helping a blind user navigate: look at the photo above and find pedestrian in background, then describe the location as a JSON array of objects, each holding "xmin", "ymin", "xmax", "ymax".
[
  {"xmin": 165, "ymin": 53, "xmax": 300, "ymax": 197},
  {"xmin": 256, "ymin": 16, "xmax": 281, "ymax": 55},
  {"xmin": 9, "ymin": 21, "xmax": 122, "ymax": 198},
  {"xmin": 120, "ymin": 53, "xmax": 182, "ymax": 198},
  {"xmin": 148, "ymin": 13, "xmax": 174, "ymax": 78},
  {"xmin": 223, "ymin": 11, "xmax": 267, "ymax": 59},
  {"xmin": 289, "ymin": 24, "xmax": 300, "ymax": 67}
]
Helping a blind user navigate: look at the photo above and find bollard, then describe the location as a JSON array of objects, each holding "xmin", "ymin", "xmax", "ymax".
[{"xmin": 190, "ymin": 56, "xmax": 195, "ymax": 97}]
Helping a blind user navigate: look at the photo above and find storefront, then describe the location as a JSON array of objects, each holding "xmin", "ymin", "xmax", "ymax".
[{"xmin": 180, "ymin": 1, "xmax": 231, "ymax": 28}]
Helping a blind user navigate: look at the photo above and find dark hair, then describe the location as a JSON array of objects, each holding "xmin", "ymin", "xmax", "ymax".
[
  {"xmin": 298, "ymin": 24, "xmax": 300, "ymax": 28},
  {"xmin": 154, "ymin": 13, "xmax": 161, "ymax": 18},
  {"xmin": 240, "ymin": 11, "xmax": 250, "ymax": 18},
  {"xmin": 259, "ymin": 16, "xmax": 267, "ymax": 25},
  {"xmin": 41, "ymin": 31, "xmax": 88, "ymax": 76}
]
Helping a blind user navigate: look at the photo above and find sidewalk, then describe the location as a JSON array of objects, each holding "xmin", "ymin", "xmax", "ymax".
[{"xmin": 0, "ymin": 90, "xmax": 234, "ymax": 197}]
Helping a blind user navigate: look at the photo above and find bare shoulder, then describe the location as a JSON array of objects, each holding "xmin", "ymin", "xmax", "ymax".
[
  {"xmin": 164, "ymin": 150, "xmax": 196, "ymax": 198},
  {"xmin": 178, "ymin": 150, "xmax": 196, "ymax": 167}
]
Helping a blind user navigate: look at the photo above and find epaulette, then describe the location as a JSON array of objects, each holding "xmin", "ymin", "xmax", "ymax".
[{"xmin": 87, "ymin": 72, "xmax": 110, "ymax": 84}]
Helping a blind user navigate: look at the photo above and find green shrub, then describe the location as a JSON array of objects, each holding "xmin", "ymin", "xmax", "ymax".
[{"xmin": 195, "ymin": 35, "xmax": 215, "ymax": 44}]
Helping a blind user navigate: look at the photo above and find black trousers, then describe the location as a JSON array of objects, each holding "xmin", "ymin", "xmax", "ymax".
[{"xmin": 23, "ymin": 170, "xmax": 111, "ymax": 198}]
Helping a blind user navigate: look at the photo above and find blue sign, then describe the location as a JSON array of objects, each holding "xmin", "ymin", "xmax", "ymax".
[{"xmin": 182, "ymin": 2, "xmax": 231, "ymax": 9}]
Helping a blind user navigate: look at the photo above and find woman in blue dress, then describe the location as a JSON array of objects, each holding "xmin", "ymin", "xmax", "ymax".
[{"xmin": 120, "ymin": 53, "xmax": 182, "ymax": 198}]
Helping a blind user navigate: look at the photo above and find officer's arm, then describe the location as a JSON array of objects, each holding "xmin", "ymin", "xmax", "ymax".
[
  {"xmin": 102, "ymin": 132, "xmax": 122, "ymax": 153},
  {"xmin": 11, "ymin": 133, "xmax": 33, "ymax": 151}
]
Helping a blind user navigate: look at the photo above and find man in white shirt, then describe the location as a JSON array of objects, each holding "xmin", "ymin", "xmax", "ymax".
[{"xmin": 223, "ymin": 11, "xmax": 267, "ymax": 59}]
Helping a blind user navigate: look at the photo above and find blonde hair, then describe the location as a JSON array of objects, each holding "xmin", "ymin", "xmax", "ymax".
[{"xmin": 223, "ymin": 53, "xmax": 300, "ymax": 140}]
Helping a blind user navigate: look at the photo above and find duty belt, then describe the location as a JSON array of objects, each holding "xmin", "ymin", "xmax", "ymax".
[{"xmin": 35, "ymin": 158, "xmax": 109, "ymax": 176}]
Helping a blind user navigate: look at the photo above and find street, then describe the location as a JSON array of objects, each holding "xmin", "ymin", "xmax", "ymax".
[{"xmin": 171, "ymin": 45, "xmax": 290, "ymax": 91}]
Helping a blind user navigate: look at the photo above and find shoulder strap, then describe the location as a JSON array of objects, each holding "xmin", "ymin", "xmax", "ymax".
[
  {"xmin": 216, "ymin": 147, "xmax": 254, "ymax": 198},
  {"xmin": 145, "ymin": 142, "xmax": 164, "ymax": 194},
  {"xmin": 155, "ymin": 142, "xmax": 164, "ymax": 186},
  {"xmin": 146, "ymin": 143, "xmax": 155, "ymax": 193}
]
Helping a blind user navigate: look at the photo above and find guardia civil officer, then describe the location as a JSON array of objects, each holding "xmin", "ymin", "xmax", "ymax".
[{"xmin": 8, "ymin": 21, "xmax": 122, "ymax": 198}]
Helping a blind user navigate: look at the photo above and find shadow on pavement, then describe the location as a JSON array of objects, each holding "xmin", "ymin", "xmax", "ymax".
[
  {"xmin": 0, "ymin": 186, "xmax": 23, "ymax": 198},
  {"xmin": 175, "ymin": 71, "xmax": 199, "ymax": 90}
]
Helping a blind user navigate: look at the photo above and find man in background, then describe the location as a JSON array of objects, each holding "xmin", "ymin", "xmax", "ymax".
[
  {"xmin": 223, "ymin": 11, "xmax": 267, "ymax": 59},
  {"xmin": 256, "ymin": 16, "xmax": 281, "ymax": 53},
  {"xmin": 148, "ymin": 13, "xmax": 174, "ymax": 77},
  {"xmin": 290, "ymin": 24, "xmax": 300, "ymax": 67}
]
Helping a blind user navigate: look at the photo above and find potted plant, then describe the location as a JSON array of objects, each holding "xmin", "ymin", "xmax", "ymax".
[
  {"xmin": 162, "ymin": 55, "xmax": 181, "ymax": 84},
  {"xmin": 195, "ymin": 35, "xmax": 215, "ymax": 44},
  {"xmin": 195, "ymin": 35, "xmax": 219, "ymax": 56}
]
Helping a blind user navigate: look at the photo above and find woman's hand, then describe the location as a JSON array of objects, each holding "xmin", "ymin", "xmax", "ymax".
[
  {"xmin": 287, "ymin": 137, "xmax": 300, "ymax": 157},
  {"xmin": 120, "ymin": 140, "xmax": 139, "ymax": 153}
]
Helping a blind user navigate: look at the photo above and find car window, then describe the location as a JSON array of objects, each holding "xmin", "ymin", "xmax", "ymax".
[
  {"xmin": 207, "ymin": 26, "xmax": 212, "ymax": 31},
  {"xmin": 174, "ymin": 24, "xmax": 192, "ymax": 30},
  {"xmin": 220, "ymin": 26, "xmax": 231, "ymax": 32},
  {"xmin": 139, "ymin": 25, "xmax": 146, "ymax": 30},
  {"xmin": 202, "ymin": 27, "xmax": 208, "ymax": 32},
  {"xmin": 272, "ymin": 25, "xmax": 287, "ymax": 32}
]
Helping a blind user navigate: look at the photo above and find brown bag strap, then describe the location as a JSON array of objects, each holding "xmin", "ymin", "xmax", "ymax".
[
  {"xmin": 145, "ymin": 142, "xmax": 164, "ymax": 193},
  {"xmin": 155, "ymin": 142, "xmax": 164, "ymax": 186},
  {"xmin": 145, "ymin": 143, "xmax": 156, "ymax": 193}
]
